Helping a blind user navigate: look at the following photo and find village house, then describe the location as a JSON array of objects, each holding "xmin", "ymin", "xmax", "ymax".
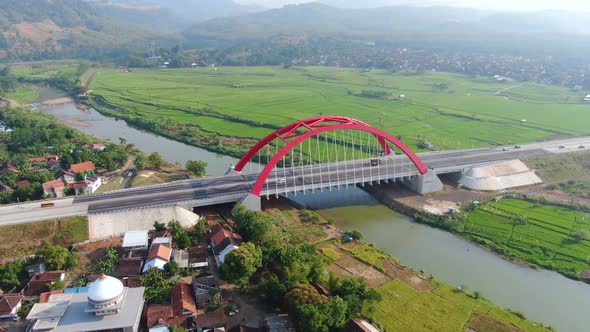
[
  {"xmin": 0, "ymin": 183, "xmax": 13, "ymax": 193},
  {"xmin": 21, "ymin": 271, "xmax": 66, "ymax": 297},
  {"xmin": 344, "ymin": 319, "xmax": 384, "ymax": 332},
  {"xmin": 146, "ymin": 283, "xmax": 197, "ymax": 331},
  {"xmin": 209, "ymin": 225, "xmax": 242, "ymax": 266},
  {"xmin": 0, "ymin": 294, "xmax": 24, "ymax": 320},
  {"xmin": 55, "ymin": 170, "xmax": 76, "ymax": 184},
  {"xmin": 15, "ymin": 180, "xmax": 31, "ymax": 189},
  {"xmin": 68, "ymin": 161, "xmax": 96, "ymax": 174},
  {"xmin": 151, "ymin": 236, "xmax": 172, "ymax": 250},
  {"xmin": 84, "ymin": 143, "xmax": 106, "ymax": 151},
  {"xmin": 142, "ymin": 244, "xmax": 172, "ymax": 273},
  {"xmin": 123, "ymin": 230, "xmax": 149, "ymax": 251},
  {"xmin": 42, "ymin": 180, "xmax": 66, "ymax": 198},
  {"xmin": 0, "ymin": 160, "xmax": 18, "ymax": 174},
  {"xmin": 0, "ymin": 121, "xmax": 12, "ymax": 132},
  {"xmin": 26, "ymin": 261, "xmax": 47, "ymax": 277}
]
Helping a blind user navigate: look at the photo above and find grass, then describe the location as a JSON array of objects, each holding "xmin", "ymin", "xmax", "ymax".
[
  {"xmin": 7, "ymin": 86, "xmax": 38, "ymax": 104},
  {"xmin": 552, "ymin": 179, "xmax": 590, "ymax": 198},
  {"xmin": 525, "ymin": 150, "xmax": 590, "ymax": 182},
  {"xmin": 88, "ymin": 67, "xmax": 590, "ymax": 157},
  {"xmin": 96, "ymin": 176, "xmax": 125, "ymax": 193},
  {"xmin": 463, "ymin": 198, "xmax": 590, "ymax": 279},
  {"xmin": 11, "ymin": 63, "xmax": 81, "ymax": 81},
  {"xmin": 374, "ymin": 280, "xmax": 549, "ymax": 332},
  {"xmin": 0, "ymin": 216, "xmax": 88, "ymax": 259},
  {"xmin": 339, "ymin": 241, "xmax": 389, "ymax": 271}
]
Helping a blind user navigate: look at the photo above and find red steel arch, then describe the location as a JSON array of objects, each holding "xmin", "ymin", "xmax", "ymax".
[{"xmin": 234, "ymin": 116, "xmax": 428, "ymax": 196}]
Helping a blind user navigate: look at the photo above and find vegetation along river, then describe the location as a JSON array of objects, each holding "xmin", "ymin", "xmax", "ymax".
[
  {"xmin": 31, "ymin": 85, "xmax": 590, "ymax": 331},
  {"xmin": 291, "ymin": 188, "xmax": 590, "ymax": 332}
]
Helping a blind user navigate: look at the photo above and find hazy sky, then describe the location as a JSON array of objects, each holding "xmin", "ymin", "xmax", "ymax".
[{"xmin": 236, "ymin": 0, "xmax": 590, "ymax": 12}]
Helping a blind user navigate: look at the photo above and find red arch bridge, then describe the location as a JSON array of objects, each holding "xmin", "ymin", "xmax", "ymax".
[
  {"xmin": 3, "ymin": 115, "xmax": 574, "ymax": 222},
  {"xmin": 229, "ymin": 116, "xmax": 440, "ymax": 205}
]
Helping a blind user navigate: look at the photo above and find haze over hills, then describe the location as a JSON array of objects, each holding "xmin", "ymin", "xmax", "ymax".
[
  {"xmin": 87, "ymin": 0, "xmax": 263, "ymax": 22},
  {"xmin": 181, "ymin": 3, "xmax": 590, "ymax": 60},
  {"xmin": 0, "ymin": 0, "xmax": 176, "ymax": 60}
]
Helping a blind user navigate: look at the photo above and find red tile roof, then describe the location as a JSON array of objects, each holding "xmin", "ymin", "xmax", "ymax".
[
  {"xmin": 70, "ymin": 182, "xmax": 88, "ymax": 190},
  {"xmin": 42, "ymin": 179, "xmax": 65, "ymax": 191},
  {"xmin": 28, "ymin": 157, "xmax": 47, "ymax": 163},
  {"xmin": 172, "ymin": 283, "xmax": 197, "ymax": 316},
  {"xmin": 69, "ymin": 161, "xmax": 95, "ymax": 173},
  {"xmin": 15, "ymin": 180, "xmax": 31, "ymax": 188},
  {"xmin": 23, "ymin": 271, "xmax": 65, "ymax": 296},
  {"xmin": 0, "ymin": 184, "xmax": 13, "ymax": 192},
  {"xmin": 0, "ymin": 294, "xmax": 23, "ymax": 316},
  {"xmin": 148, "ymin": 244, "xmax": 172, "ymax": 261},
  {"xmin": 0, "ymin": 160, "xmax": 18, "ymax": 172},
  {"xmin": 146, "ymin": 304, "xmax": 172, "ymax": 328},
  {"xmin": 209, "ymin": 225, "xmax": 242, "ymax": 246},
  {"xmin": 38, "ymin": 290, "xmax": 64, "ymax": 303}
]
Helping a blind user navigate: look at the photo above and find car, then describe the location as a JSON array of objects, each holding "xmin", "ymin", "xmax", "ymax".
[
  {"xmin": 558, "ymin": 145, "xmax": 566, "ymax": 149},
  {"xmin": 370, "ymin": 158, "xmax": 381, "ymax": 166},
  {"xmin": 579, "ymin": 145, "xmax": 586, "ymax": 149},
  {"xmin": 277, "ymin": 178, "xmax": 287, "ymax": 184},
  {"xmin": 514, "ymin": 145, "xmax": 521, "ymax": 149}
]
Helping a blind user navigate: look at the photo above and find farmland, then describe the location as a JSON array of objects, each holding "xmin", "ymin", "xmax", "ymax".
[
  {"xmin": 316, "ymin": 238, "xmax": 551, "ymax": 331},
  {"xmin": 88, "ymin": 66, "xmax": 590, "ymax": 157},
  {"xmin": 463, "ymin": 198, "xmax": 590, "ymax": 279}
]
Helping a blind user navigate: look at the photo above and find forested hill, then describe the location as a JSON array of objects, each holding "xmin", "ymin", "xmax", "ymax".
[
  {"xmin": 0, "ymin": 0, "xmax": 175, "ymax": 61},
  {"xmin": 182, "ymin": 3, "xmax": 590, "ymax": 60}
]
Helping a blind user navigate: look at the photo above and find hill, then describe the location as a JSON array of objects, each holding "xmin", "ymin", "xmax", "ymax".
[
  {"xmin": 182, "ymin": 3, "xmax": 590, "ymax": 60},
  {"xmin": 0, "ymin": 0, "xmax": 175, "ymax": 61}
]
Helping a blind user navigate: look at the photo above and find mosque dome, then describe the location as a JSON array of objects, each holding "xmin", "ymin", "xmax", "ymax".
[{"xmin": 87, "ymin": 274, "xmax": 124, "ymax": 305}]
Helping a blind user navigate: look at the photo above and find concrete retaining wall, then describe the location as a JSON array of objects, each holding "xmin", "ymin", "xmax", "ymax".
[
  {"xmin": 459, "ymin": 160, "xmax": 542, "ymax": 191},
  {"xmin": 88, "ymin": 206, "xmax": 200, "ymax": 240}
]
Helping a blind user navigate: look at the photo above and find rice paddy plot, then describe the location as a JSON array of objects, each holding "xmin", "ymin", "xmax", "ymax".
[{"xmin": 89, "ymin": 67, "xmax": 590, "ymax": 154}]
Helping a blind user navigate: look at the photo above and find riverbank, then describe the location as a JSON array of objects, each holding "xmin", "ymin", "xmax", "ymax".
[
  {"xmin": 262, "ymin": 197, "xmax": 552, "ymax": 331},
  {"xmin": 364, "ymin": 182, "xmax": 590, "ymax": 283}
]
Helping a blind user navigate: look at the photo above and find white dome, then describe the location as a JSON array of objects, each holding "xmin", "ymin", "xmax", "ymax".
[{"xmin": 87, "ymin": 274, "xmax": 124, "ymax": 303}]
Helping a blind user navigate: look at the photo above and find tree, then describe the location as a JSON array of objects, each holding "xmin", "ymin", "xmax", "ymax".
[
  {"xmin": 186, "ymin": 160, "xmax": 207, "ymax": 177},
  {"xmin": 296, "ymin": 304, "xmax": 329, "ymax": 332},
  {"xmin": 191, "ymin": 218, "xmax": 209, "ymax": 244},
  {"xmin": 323, "ymin": 296, "xmax": 348, "ymax": 328},
  {"xmin": 345, "ymin": 230, "xmax": 363, "ymax": 240},
  {"xmin": 232, "ymin": 205, "xmax": 270, "ymax": 243},
  {"xmin": 164, "ymin": 261, "xmax": 179, "ymax": 276},
  {"xmin": 50, "ymin": 280, "xmax": 65, "ymax": 290},
  {"xmin": 175, "ymin": 232, "xmax": 192, "ymax": 250},
  {"xmin": 220, "ymin": 242, "xmax": 262, "ymax": 287},
  {"xmin": 285, "ymin": 283, "xmax": 327, "ymax": 311},
  {"xmin": 147, "ymin": 152, "xmax": 163, "ymax": 169},
  {"xmin": 18, "ymin": 302, "xmax": 32, "ymax": 318},
  {"xmin": 40, "ymin": 245, "xmax": 77, "ymax": 270},
  {"xmin": 135, "ymin": 154, "xmax": 145, "ymax": 170},
  {"xmin": 141, "ymin": 269, "xmax": 172, "ymax": 304},
  {"xmin": 0, "ymin": 261, "xmax": 25, "ymax": 292},
  {"xmin": 332, "ymin": 277, "xmax": 381, "ymax": 318},
  {"xmin": 93, "ymin": 247, "xmax": 120, "ymax": 275},
  {"xmin": 153, "ymin": 221, "xmax": 166, "ymax": 232},
  {"xmin": 573, "ymin": 229, "xmax": 590, "ymax": 241}
]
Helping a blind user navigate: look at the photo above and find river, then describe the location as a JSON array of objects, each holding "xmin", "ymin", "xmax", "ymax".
[
  {"xmin": 30, "ymin": 85, "xmax": 244, "ymax": 176},
  {"xmin": 30, "ymin": 85, "xmax": 590, "ymax": 331},
  {"xmin": 290, "ymin": 188, "xmax": 590, "ymax": 332}
]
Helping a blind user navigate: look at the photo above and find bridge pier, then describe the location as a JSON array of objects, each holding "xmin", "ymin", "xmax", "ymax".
[
  {"xmin": 237, "ymin": 193, "xmax": 262, "ymax": 212},
  {"xmin": 400, "ymin": 169, "xmax": 443, "ymax": 194}
]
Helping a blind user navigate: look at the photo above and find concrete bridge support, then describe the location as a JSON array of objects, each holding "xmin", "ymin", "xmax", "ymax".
[
  {"xmin": 88, "ymin": 206, "xmax": 200, "ymax": 240},
  {"xmin": 400, "ymin": 169, "xmax": 443, "ymax": 195},
  {"xmin": 237, "ymin": 193, "xmax": 262, "ymax": 212}
]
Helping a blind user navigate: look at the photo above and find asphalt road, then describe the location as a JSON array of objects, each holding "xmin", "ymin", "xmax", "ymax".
[{"xmin": 1, "ymin": 136, "xmax": 589, "ymax": 224}]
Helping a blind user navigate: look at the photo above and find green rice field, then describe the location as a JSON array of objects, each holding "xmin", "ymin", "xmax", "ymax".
[
  {"xmin": 464, "ymin": 198, "xmax": 590, "ymax": 279},
  {"xmin": 375, "ymin": 280, "xmax": 550, "ymax": 332},
  {"xmin": 88, "ymin": 66, "xmax": 590, "ymax": 155}
]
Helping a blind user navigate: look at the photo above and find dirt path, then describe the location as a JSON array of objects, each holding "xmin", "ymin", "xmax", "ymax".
[{"xmin": 494, "ymin": 81, "xmax": 529, "ymax": 95}]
